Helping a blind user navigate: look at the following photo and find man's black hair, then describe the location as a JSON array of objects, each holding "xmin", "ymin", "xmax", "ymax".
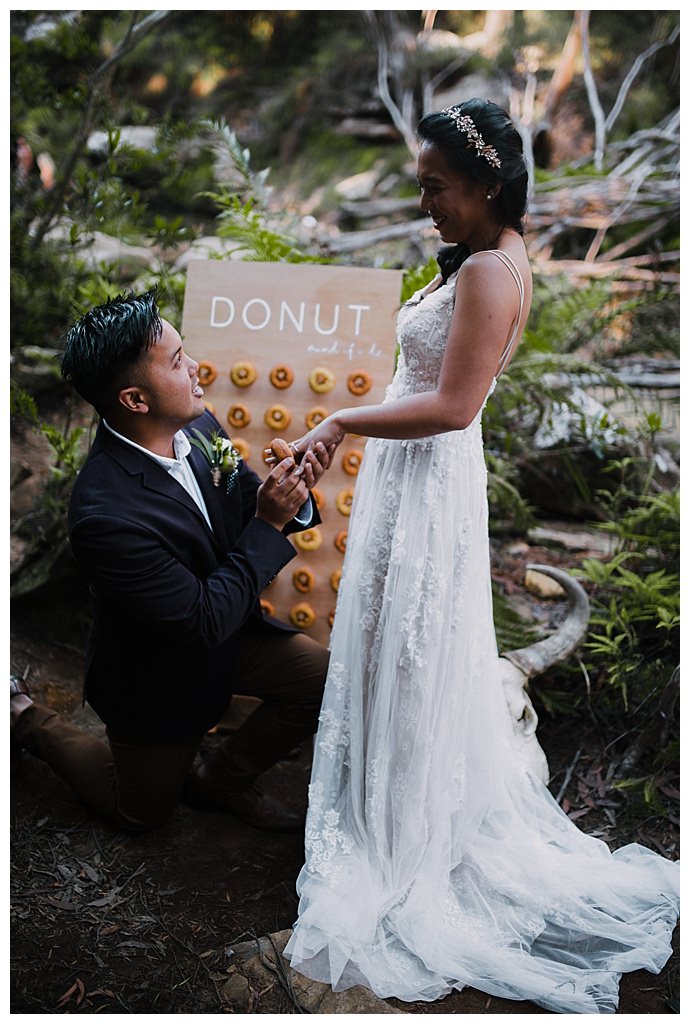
[{"xmin": 60, "ymin": 288, "xmax": 163, "ymax": 414}]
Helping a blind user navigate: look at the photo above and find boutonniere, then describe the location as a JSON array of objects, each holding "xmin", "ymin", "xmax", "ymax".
[{"xmin": 189, "ymin": 429, "xmax": 241, "ymax": 492}]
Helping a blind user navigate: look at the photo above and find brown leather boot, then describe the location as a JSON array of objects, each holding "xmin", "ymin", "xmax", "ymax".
[
  {"xmin": 10, "ymin": 675, "xmax": 33, "ymax": 773},
  {"xmin": 183, "ymin": 768, "xmax": 304, "ymax": 833}
]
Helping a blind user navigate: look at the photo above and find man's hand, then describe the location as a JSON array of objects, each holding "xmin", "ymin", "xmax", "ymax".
[
  {"xmin": 256, "ymin": 456, "xmax": 310, "ymax": 532},
  {"xmin": 263, "ymin": 439, "xmax": 335, "ymax": 489}
]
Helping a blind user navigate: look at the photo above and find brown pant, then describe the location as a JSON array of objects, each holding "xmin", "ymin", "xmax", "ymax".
[{"xmin": 14, "ymin": 626, "xmax": 328, "ymax": 833}]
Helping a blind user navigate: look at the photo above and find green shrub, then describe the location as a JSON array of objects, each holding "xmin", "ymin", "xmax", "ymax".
[{"xmin": 572, "ymin": 482, "xmax": 679, "ymax": 797}]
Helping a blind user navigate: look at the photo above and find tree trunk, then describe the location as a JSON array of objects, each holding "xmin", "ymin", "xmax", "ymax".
[{"xmin": 532, "ymin": 14, "xmax": 581, "ymax": 167}]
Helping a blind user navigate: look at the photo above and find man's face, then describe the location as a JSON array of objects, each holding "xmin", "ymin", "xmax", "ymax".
[{"xmin": 133, "ymin": 319, "xmax": 206, "ymax": 429}]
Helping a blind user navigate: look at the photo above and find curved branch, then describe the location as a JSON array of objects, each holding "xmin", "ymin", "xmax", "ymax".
[
  {"xmin": 363, "ymin": 11, "xmax": 419, "ymax": 159},
  {"xmin": 578, "ymin": 11, "xmax": 607, "ymax": 172},
  {"xmin": 605, "ymin": 25, "xmax": 679, "ymax": 133}
]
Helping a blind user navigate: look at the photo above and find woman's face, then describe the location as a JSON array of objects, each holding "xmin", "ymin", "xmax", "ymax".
[{"xmin": 417, "ymin": 141, "xmax": 498, "ymax": 251}]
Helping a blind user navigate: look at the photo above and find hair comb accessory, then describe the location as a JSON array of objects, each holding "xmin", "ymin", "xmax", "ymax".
[{"xmin": 441, "ymin": 107, "xmax": 502, "ymax": 169}]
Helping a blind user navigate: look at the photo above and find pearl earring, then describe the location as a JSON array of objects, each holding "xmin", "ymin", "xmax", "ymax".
[{"xmin": 486, "ymin": 192, "xmax": 493, "ymax": 200}]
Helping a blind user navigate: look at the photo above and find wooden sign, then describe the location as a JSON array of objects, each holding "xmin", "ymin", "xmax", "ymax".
[{"xmin": 181, "ymin": 260, "xmax": 402, "ymax": 647}]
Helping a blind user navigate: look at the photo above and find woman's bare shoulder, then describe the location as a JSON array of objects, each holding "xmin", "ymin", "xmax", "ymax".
[{"xmin": 461, "ymin": 244, "xmax": 531, "ymax": 291}]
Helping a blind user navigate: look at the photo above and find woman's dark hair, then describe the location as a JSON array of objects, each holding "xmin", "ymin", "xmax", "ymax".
[
  {"xmin": 60, "ymin": 288, "xmax": 163, "ymax": 414},
  {"xmin": 417, "ymin": 98, "xmax": 528, "ymax": 281}
]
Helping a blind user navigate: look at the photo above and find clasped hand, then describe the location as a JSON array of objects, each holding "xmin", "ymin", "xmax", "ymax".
[
  {"xmin": 264, "ymin": 418, "xmax": 344, "ymax": 470},
  {"xmin": 257, "ymin": 441, "xmax": 332, "ymax": 531}
]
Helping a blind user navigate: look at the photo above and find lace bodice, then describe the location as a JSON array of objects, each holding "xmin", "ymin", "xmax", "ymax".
[
  {"xmin": 388, "ymin": 250, "xmax": 525, "ymax": 405},
  {"xmin": 392, "ymin": 274, "xmax": 457, "ymax": 395}
]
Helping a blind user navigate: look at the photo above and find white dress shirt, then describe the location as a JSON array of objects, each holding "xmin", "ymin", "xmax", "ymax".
[{"xmin": 103, "ymin": 421, "xmax": 312, "ymax": 531}]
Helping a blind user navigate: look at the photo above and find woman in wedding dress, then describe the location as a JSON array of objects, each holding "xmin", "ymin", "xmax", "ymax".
[{"xmin": 279, "ymin": 99, "xmax": 679, "ymax": 1013}]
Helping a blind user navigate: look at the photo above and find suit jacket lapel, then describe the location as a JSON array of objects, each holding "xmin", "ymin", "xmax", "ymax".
[
  {"xmin": 186, "ymin": 442, "xmax": 231, "ymax": 549},
  {"xmin": 98, "ymin": 423, "xmax": 225, "ymax": 549}
]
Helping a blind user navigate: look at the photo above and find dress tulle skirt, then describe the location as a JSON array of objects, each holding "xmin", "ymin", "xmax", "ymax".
[{"xmin": 284, "ymin": 432, "xmax": 679, "ymax": 1013}]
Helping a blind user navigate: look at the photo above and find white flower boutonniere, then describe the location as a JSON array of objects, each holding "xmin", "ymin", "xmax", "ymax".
[{"xmin": 189, "ymin": 429, "xmax": 241, "ymax": 492}]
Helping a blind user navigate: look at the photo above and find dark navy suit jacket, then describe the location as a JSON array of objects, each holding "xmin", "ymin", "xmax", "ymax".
[{"xmin": 67, "ymin": 410, "xmax": 319, "ymax": 741}]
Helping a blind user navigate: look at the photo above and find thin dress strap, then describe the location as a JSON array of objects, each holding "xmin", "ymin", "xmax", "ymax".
[{"xmin": 487, "ymin": 250, "xmax": 524, "ymax": 377}]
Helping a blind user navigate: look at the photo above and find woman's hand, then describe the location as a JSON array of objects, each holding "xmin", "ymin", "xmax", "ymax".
[
  {"xmin": 264, "ymin": 416, "xmax": 344, "ymax": 471},
  {"xmin": 290, "ymin": 415, "xmax": 346, "ymax": 462},
  {"xmin": 263, "ymin": 436, "xmax": 337, "ymax": 486}
]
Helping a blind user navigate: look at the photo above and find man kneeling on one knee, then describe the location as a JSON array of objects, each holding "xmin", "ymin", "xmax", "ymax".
[{"xmin": 11, "ymin": 289, "xmax": 332, "ymax": 834}]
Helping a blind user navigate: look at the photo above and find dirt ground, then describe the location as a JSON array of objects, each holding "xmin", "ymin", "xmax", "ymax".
[{"xmin": 9, "ymin": 560, "xmax": 680, "ymax": 1015}]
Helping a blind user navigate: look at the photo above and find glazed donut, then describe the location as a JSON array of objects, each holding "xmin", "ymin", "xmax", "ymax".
[
  {"xmin": 305, "ymin": 406, "xmax": 329, "ymax": 430},
  {"xmin": 290, "ymin": 602, "xmax": 316, "ymax": 629},
  {"xmin": 269, "ymin": 364, "xmax": 294, "ymax": 389},
  {"xmin": 330, "ymin": 569, "xmax": 342, "ymax": 593},
  {"xmin": 263, "ymin": 436, "xmax": 292, "ymax": 466},
  {"xmin": 309, "ymin": 366, "xmax": 336, "ymax": 394},
  {"xmin": 269, "ymin": 437, "xmax": 292, "ymax": 462},
  {"xmin": 336, "ymin": 488, "xmax": 353, "ymax": 517},
  {"xmin": 292, "ymin": 567, "xmax": 315, "ymax": 594},
  {"xmin": 264, "ymin": 405, "xmax": 292, "ymax": 431},
  {"xmin": 204, "ymin": 401, "xmax": 216, "ymax": 415},
  {"xmin": 198, "ymin": 360, "xmax": 217, "ymax": 387},
  {"xmin": 260, "ymin": 598, "xmax": 275, "ymax": 617},
  {"xmin": 227, "ymin": 403, "xmax": 251, "ymax": 429},
  {"xmin": 311, "ymin": 487, "xmax": 325, "ymax": 511},
  {"xmin": 230, "ymin": 361, "xmax": 257, "ymax": 387},
  {"xmin": 294, "ymin": 527, "xmax": 322, "ymax": 551},
  {"xmin": 347, "ymin": 369, "xmax": 372, "ymax": 396},
  {"xmin": 328, "ymin": 609, "xmax": 336, "ymax": 628},
  {"xmin": 334, "ymin": 530, "xmax": 348, "ymax": 554},
  {"xmin": 342, "ymin": 449, "xmax": 363, "ymax": 476},
  {"xmin": 231, "ymin": 437, "xmax": 250, "ymax": 462}
]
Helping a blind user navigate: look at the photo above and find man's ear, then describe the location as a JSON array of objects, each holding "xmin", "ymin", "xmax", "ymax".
[{"xmin": 118, "ymin": 387, "xmax": 150, "ymax": 414}]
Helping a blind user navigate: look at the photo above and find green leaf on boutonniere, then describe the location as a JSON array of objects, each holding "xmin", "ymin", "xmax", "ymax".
[
  {"xmin": 189, "ymin": 429, "xmax": 215, "ymax": 464},
  {"xmin": 189, "ymin": 429, "xmax": 241, "ymax": 488}
]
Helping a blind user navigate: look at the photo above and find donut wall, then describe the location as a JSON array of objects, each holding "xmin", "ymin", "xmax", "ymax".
[{"xmin": 181, "ymin": 260, "xmax": 403, "ymax": 647}]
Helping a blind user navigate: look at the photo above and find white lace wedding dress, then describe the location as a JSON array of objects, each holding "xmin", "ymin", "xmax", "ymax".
[{"xmin": 284, "ymin": 253, "xmax": 680, "ymax": 1013}]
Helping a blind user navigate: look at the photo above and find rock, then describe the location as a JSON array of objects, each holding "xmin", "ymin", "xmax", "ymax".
[
  {"xmin": 291, "ymin": 975, "xmax": 406, "ymax": 1013},
  {"xmin": 87, "ymin": 126, "xmax": 158, "ymax": 156},
  {"xmin": 506, "ymin": 540, "xmax": 530, "ymax": 556},
  {"xmin": 336, "ymin": 118, "xmax": 399, "ymax": 140},
  {"xmin": 173, "ymin": 236, "xmax": 242, "ymax": 271},
  {"xmin": 532, "ymin": 384, "xmax": 622, "ymax": 450},
  {"xmin": 10, "ymin": 346, "xmax": 62, "ymax": 388},
  {"xmin": 528, "ymin": 524, "xmax": 616, "ymax": 555},
  {"xmin": 221, "ymin": 970, "xmax": 255, "ymax": 1013},
  {"xmin": 433, "ymin": 73, "xmax": 510, "ymax": 113},
  {"xmin": 228, "ymin": 929, "xmax": 404, "ymax": 1013},
  {"xmin": 41, "ymin": 221, "xmax": 154, "ymax": 272},
  {"xmin": 334, "ymin": 162, "xmax": 385, "ymax": 201},
  {"xmin": 86, "ymin": 232, "xmax": 154, "ymax": 269},
  {"xmin": 524, "ymin": 568, "xmax": 565, "ymax": 599},
  {"xmin": 11, "ymin": 459, "xmax": 33, "ymax": 486},
  {"xmin": 10, "ymin": 535, "xmax": 28, "ymax": 575}
]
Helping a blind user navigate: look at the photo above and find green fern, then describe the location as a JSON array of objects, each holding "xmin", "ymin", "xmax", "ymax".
[
  {"xmin": 574, "ymin": 485, "xmax": 679, "ymax": 714},
  {"xmin": 492, "ymin": 581, "xmax": 540, "ymax": 653},
  {"xmin": 199, "ymin": 119, "xmax": 330, "ymax": 266},
  {"xmin": 200, "ymin": 191, "xmax": 327, "ymax": 265},
  {"xmin": 524, "ymin": 276, "xmax": 614, "ymax": 354}
]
